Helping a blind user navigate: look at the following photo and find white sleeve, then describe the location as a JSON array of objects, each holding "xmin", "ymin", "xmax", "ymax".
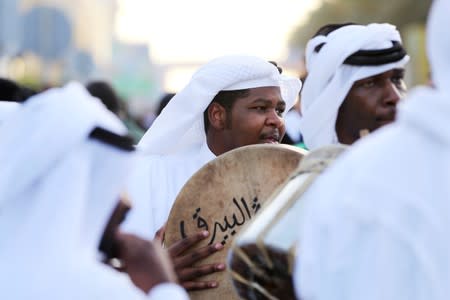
[
  {"xmin": 147, "ymin": 283, "xmax": 189, "ymax": 300},
  {"xmin": 122, "ymin": 155, "xmax": 156, "ymax": 239},
  {"xmin": 297, "ymin": 208, "xmax": 433, "ymax": 300}
]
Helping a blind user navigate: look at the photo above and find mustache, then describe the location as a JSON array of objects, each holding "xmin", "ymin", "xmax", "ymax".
[
  {"xmin": 260, "ymin": 129, "xmax": 281, "ymax": 141},
  {"xmin": 376, "ymin": 108, "xmax": 397, "ymax": 122}
]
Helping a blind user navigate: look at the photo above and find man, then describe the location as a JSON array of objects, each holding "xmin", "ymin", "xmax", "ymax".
[
  {"xmin": 294, "ymin": 0, "xmax": 450, "ymax": 299},
  {"xmin": 86, "ymin": 80, "xmax": 145, "ymax": 143},
  {"xmin": 123, "ymin": 55, "xmax": 301, "ymax": 289},
  {"xmin": 299, "ymin": 22, "xmax": 410, "ymax": 150},
  {"xmin": 0, "ymin": 83, "xmax": 188, "ymax": 299}
]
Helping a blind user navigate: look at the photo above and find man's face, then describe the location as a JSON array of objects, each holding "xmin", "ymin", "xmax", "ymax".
[
  {"xmin": 335, "ymin": 68, "xmax": 406, "ymax": 144},
  {"xmin": 221, "ymin": 86, "xmax": 286, "ymax": 152}
]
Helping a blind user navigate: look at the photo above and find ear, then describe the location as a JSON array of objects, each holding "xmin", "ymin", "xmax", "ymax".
[{"xmin": 207, "ymin": 102, "xmax": 227, "ymax": 130}]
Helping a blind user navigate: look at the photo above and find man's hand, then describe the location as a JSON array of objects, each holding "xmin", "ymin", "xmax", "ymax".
[
  {"xmin": 154, "ymin": 223, "xmax": 166, "ymax": 242},
  {"xmin": 165, "ymin": 230, "xmax": 226, "ymax": 291},
  {"xmin": 115, "ymin": 231, "xmax": 177, "ymax": 294}
]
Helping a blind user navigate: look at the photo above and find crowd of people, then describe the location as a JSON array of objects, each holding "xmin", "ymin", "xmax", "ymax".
[{"xmin": 0, "ymin": 0, "xmax": 448, "ymax": 299}]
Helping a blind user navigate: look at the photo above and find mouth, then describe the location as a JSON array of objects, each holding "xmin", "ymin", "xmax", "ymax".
[
  {"xmin": 375, "ymin": 117, "xmax": 395, "ymax": 127},
  {"xmin": 260, "ymin": 132, "xmax": 281, "ymax": 144},
  {"xmin": 375, "ymin": 111, "xmax": 396, "ymax": 127}
]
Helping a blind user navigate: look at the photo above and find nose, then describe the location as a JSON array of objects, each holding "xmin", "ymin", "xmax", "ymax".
[
  {"xmin": 266, "ymin": 109, "xmax": 284, "ymax": 128},
  {"xmin": 382, "ymin": 82, "xmax": 402, "ymax": 106}
]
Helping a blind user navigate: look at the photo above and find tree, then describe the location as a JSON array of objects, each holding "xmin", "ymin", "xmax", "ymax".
[{"xmin": 289, "ymin": 0, "xmax": 432, "ymax": 48}]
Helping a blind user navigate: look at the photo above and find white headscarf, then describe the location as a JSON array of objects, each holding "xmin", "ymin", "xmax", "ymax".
[
  {"xmin": 299, "ymin": 23, "xmax": 410, "ymax": 150},
  {"xmin": 138, "ymin": 55, "xmax": 302, "ymax": 155},
  {"xmin": 0, "ymin": 83, "xmax": 146, "ymax": 299}
]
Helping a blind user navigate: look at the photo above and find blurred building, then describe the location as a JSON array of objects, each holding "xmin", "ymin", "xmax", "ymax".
[
  {"xmin": 0, "ymin": 0, "xmax": 119, "ymax": 84},
  {"xmin": 110, "ymin": 41, "xmax": 162, "ymax": 115},
  {"xmin": 0, "ymin": 0, "xmax": 21, "ymax": 55},
  {"xmin": 21, "ymin": 0, "xmax": 116, "ymax": 61},
  {"xmin": 0, "ymin": 0, "xmax": 21, "ymax": 76}
]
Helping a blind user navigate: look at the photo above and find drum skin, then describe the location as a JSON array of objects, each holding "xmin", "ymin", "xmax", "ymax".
[{"xmin": 164, "ymin": 144, "xmax": 307, "ymax": 300}]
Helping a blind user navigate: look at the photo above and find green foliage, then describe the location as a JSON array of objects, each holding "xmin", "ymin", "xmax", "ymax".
[
  {"xmin": 16, "ymin": 75, "xmax": 43, "ymax": 91},
  {"xmin": 290, "ymin": 0, "xmax": 432, "ymax": 48}
]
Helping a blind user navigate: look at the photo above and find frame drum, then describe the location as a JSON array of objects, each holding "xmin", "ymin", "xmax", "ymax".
[
  {"xmin": 164, "ymin": 144, "xmax": 307, "ymax": 300},
  {"xmin": 228, "ymin": 144, "xmax": 347, "ymax": 300}
]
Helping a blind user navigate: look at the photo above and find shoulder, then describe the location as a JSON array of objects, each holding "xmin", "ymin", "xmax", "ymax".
[{"xmin": 301, "ymin": 122, "xmax": 420, "ymax": 225}]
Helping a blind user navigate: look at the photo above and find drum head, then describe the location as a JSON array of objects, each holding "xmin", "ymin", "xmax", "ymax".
[{"xmin": 164, "ymin": 144, "xmax": 306, "ymax": 300}]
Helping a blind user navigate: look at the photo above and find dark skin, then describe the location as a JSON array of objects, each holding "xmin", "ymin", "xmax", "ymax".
[
  {"xmin": 156, "ymin": 227, "xmax": 226, "ymax": 290},
  {"xmin": 101, "ymin": 200, "xmax": 178, "ymax": 294},
  {"xmin": 206, "ymin": 86, "xmax": 286, "ymax": 155},
  {"xmin": 114, "ymin": 231, "xmax": 177, "ymax": 294},
  {"xmin": 159, "ymin": 86, "xmax": 287, "ymax": 291},
  {"xmin": 167, "ymin": 231, "xmax": 226, "ymax": 290},
  {"xmin": 335, "ymin": 68, "xmax": 406, "ymax": 144},
  {"xmin": 102, "ymin": 198, "xmax": 224, "ymax": 292}
]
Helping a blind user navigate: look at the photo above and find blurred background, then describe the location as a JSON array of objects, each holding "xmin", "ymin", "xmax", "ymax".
[{"xmin": 0, "ymin": 0, "xmax": 432, "ymax": 138}]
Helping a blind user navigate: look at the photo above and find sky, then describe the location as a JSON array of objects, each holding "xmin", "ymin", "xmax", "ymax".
[
  {"xmin": 115, "ymin": 0, "xmax": 320, "ymax": 64},
  {"xmin": 114, "ymin": 0, "xmax": 320, "ymax": 92}
]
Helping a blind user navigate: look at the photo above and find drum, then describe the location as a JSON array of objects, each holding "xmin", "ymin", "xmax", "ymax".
[
  {"xmin": 227, "ymin": 144, "xmax": 347, "ymax": 300},
  {"xmin": 164, "ymin": 144, "xmax": 307, "ymax": 300}
]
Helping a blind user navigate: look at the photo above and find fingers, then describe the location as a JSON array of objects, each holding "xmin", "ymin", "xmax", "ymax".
[
  {"xmin": 177, "ymin": 263, "xmax": 226, "ymax": 282},
  {"xmin": 166, "ymin": 230, "xmax": 226, "ymax": 291},
  {"xmin": 168, "ymin": 230, "xmax": 209, "ymax": 257},
  {"xmin": 173, "ymin": 242, "xmax": 223, "ymax": 269},
  {"xmin": 182, "ymin": 280, "xmax": 219, "ymax": 291},
  {"xmin": 114, "ymin": 232, "xmax": 177, "ymax": 293},
  {"xmin": 154, "ymin": 223, "xmax": 166, "ymax": 242}
]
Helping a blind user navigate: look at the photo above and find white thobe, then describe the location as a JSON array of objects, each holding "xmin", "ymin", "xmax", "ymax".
[
  {"xmin": 2, "ymin": 257, "xmax": 188, "ymax": 300},
  {"xmin": 0, "ymin": 101, "xmax": 19, "ymax": 125},
  {"xmin": 294, "ymin": 86, "xmax": 450, "ymax": 300},
  {"xmin": 124, "ymin": 141, "xmax": 216, "ymax": 238}
]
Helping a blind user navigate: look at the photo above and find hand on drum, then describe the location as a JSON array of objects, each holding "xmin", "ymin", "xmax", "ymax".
[
  {"xmin": 114, "ymin": 231, "xmax": 177, "ymax": 293},
  {"xmin": 154, "ymin": 223, "xmax": 166, "ymax": 242},
  {"xmin": 162, "ymin": 228, "xmax": 226, "ymax": 291}
]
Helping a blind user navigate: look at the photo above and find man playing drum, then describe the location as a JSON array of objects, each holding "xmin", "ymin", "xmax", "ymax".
[
  {"xmin": 123, "ymin": 55, "xmax": 301, "ymax": 290},
  {"xmin": 299, "ymin": 22, "xmax": 410, "ymax": 150}
]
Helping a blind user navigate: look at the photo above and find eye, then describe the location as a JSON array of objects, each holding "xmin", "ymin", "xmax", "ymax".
[
  {"xmin": 391, "ymin": 69, "xmax": 405, "ymax": 85},
  {"xmin": 275, "ymin": 107, "xmax": 285, "ymax": 116},
  {"xmin": 392, "ymin": 76, "xmax": 406, "ymax": 91},
  {"xmin": 391, "ymin": 75, "xmax": 404, "ymax": 85},
  {"xmin": 252, "ymin": 106, "xmax": 267, "ymax": 112},
  {"xmin": 362, "ymin": 80, "xmax": 375, "ymax": 88}
]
